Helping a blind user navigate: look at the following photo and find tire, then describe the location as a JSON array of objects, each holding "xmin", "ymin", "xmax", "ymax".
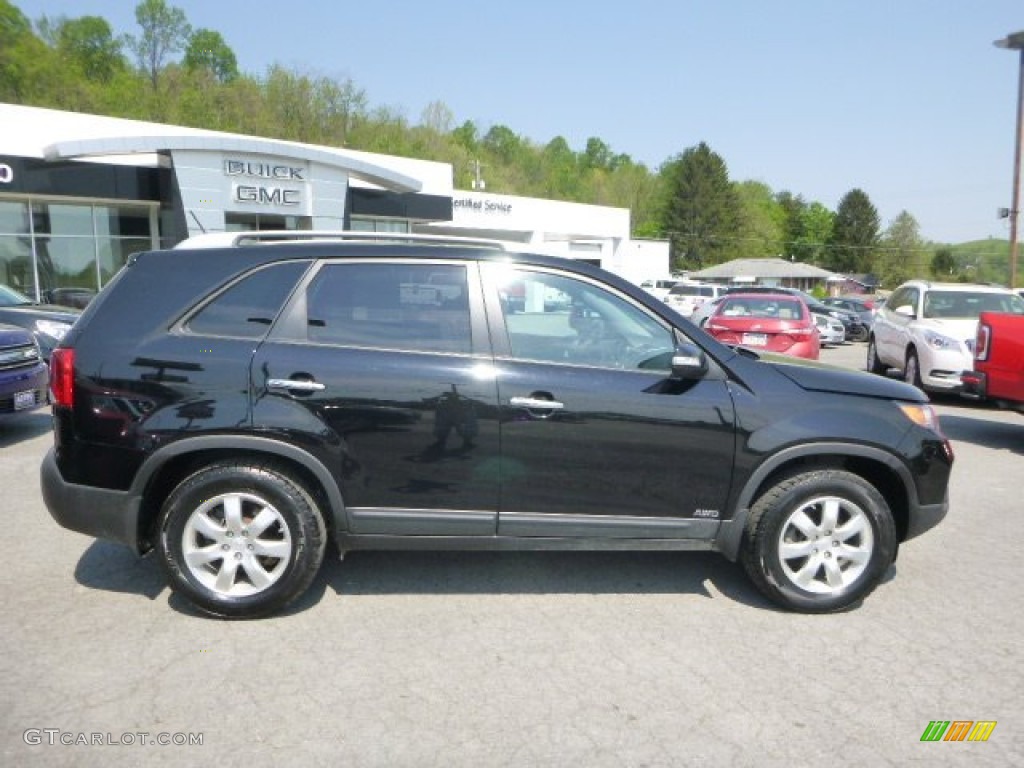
[
  {"xmin": 157, "ymin": 462, "xmax": 327, "ymax": 619},
  {"xmin": 904, "ymin": 348, "xmax": 923, "ymax": 389},
  {"xmin": 850, "ymin": 325, "xmax": 869, "ymax": 343},
  {"xmin": 866, "ymin": 337, "xmax": 887, "ymax": 374},
  {"xmin": 740, "ymin": 469, "xmax": 897, "ymax": 613}
]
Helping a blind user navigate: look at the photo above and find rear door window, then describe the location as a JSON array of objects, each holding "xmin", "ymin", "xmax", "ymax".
[{"xmin": 304, "ymin": 263, "xmax": 472, "ymax": 354}]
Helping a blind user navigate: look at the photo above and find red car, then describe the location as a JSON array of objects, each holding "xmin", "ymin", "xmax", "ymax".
[{"xmin": 706, "ymin": 293, "xmax": 820, "ymax": 360}]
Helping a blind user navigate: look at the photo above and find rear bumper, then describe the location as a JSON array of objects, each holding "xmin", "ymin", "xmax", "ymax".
[
  {"xmin": 41, "ymin": 447, "xmax": 144, "ymax": 553},
  {"xmin": 960, "ymin": 370, "xmax": 986, "ymax": 400}
]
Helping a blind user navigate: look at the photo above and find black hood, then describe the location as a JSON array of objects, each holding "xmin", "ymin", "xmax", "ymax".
[{"xmin": 767, "ymin": 356, "xmax": 926, "ymax": 402}]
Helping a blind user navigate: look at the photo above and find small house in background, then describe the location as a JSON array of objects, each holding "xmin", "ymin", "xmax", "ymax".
[
  {"xmin": 840, "ymin": 273, "xmax": 881, "ymax": 295},
  {"xmin": 689, "ymin": 258, "xmax": 845, "ymax": 294}
]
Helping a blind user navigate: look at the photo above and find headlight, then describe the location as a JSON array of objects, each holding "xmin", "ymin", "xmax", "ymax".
[
  {"xmin": 898, "ymin": 403, "xmax": 941, "ymax": 431},
  {"xmin": 921, "ymin": 329, "xmax": 959, "ymax": 350},
  {"xmin": 34, "ymin": 319, "xmax": 72, "ymax": 340}
]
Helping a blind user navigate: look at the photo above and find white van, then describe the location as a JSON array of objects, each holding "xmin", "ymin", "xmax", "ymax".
[
  {"xmin": 664, "ymin": 282, "xmax": 725, "ymax": 317},
  {"xmin": 639, "ymin": 278, "xmax": 679, "ymax": 301}
]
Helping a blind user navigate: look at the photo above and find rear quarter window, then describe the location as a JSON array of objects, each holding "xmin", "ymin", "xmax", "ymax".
[{"xmin": 186, "ymin": 261, "xmax": 309, "ymax": 338}]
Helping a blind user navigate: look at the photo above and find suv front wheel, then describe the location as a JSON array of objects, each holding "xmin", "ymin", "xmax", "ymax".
[
  {"xmin": 866, "ymin": 337, "xmax": 887, "ymax": 375},
  {"xmin": 741, "ymin": 469, "xmax": 896, "ymax": 613},
  {"xmin": 156, "ymin": 462, "xmax": 327, "ymax": 618}
]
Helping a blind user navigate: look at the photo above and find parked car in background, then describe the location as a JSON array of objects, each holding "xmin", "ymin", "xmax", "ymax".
[
  {"xmin": 0, "ymin": 323, "xmax": 48, "ymax": 418},
  {"xmin": 961, "ymin": 311, "xmax": 1024, "ymax": 413},
  {"xmin": 867, "ymin": 280, "xmax": 1024, "ymax": 392},
  {"xmin": 0, "ymin": 284, "xmax": 80, "ymax": 361},
  {"xmin": 706, "ymin": 292, "xmax": 820, "ymax": 359},
  {"xmin": 689, "ymin": 295, "xmax": 725, "ymax": 327},
  {"xmin": 814, "ymin": 312, "xmax": 846, "ymax": 346},
  {"xmin": 639, "ymin": 278, "xmax": 679, "ymax": 302},
  {"xmin": 822, "ymin": 296, "xmax": 875, "ymax": 330},
  {"xmin": 724, "ymin": 286, "xmax": 868, "ymax": 341},
  {"xmin": 664, "ymin": 281, "xmax": 724, "ymax": 317},
  {"xmin": 43, "ymin": 287, "xmax": 96, "ymax": 310},
  {"xmin": 41, "ymin": 231, "xmax": 952, "ymax": 618}
]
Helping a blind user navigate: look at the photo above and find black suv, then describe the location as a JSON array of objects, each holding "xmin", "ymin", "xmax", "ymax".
[{"xmin": 42, "ymin": 233, "xmax": 952, "ymax": 618}]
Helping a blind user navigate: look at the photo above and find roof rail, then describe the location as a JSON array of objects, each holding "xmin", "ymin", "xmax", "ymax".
[{"xmin": 174, "ymin": 230, "xmax": 516, "ymax": 251}]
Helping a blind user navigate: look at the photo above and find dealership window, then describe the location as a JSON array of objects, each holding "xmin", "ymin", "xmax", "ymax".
[
  {"xmin": 349, "ymin": 217, "xmax": 410, "ymax": 233},
  {"xmin": 225, "ymin": 213, "xmax": 311, "ymax": 232},
  {"xmin": 0, "ymin": 198, "xmax": 158, "ymax": 306}
]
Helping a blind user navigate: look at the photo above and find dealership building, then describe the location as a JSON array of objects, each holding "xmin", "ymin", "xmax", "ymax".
[{"xmin": 0, "ymin": 103, "xmax": 666, "ymax": 304}]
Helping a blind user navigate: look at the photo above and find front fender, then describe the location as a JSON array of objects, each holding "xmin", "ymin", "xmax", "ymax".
[{"xmin": 714, "ymin": 441, "xmax": 917, "ymax": 560}]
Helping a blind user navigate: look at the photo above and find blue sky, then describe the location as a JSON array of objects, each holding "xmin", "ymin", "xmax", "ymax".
[{"xmin": 14, "ymin": 0, "xmax": 1024, "ymax": 244}]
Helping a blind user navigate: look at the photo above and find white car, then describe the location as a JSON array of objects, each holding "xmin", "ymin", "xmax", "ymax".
[
  {"xmin": 867, "ymin": 280, "xmax": 1024, "ymax": 391},
  {"xmin": 690, "ymin": 295, "xmax": 724, "ymax": 327},
  {"xmin": 664, "ymin": 282, "xmax": 724, "ymax": 317},
  {"xmin": 639, "ymin": 278, "xmax": 679, "ymax": 302},
  {"xmin": 814, "ymin": 312, "xmax": 845, "ymax": 346}
]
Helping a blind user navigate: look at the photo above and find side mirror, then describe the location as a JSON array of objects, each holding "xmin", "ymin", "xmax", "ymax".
[
  {"xmin": 895, "ymin": 305, "xmax": 916, "ymax": 318},
  {"xmin": 671, "ymin": 343, "xmax": 708, "ymax": 380}
]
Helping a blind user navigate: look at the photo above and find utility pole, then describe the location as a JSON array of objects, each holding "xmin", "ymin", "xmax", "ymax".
[
  {"xmin": 471, "ymin": 160, "xmax": 485, "ymax": 191},
  {"xmin": 995, "ymin": 30, "xmax": 1024, "ymax": 288}
]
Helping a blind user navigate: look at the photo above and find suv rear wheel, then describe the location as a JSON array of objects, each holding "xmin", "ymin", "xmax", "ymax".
[
  {"xmin": 156, "ymin": 463, "xmax": 326, "ymax": 618},
  {"xmin": 741, "ymin": 469, "xmax": 896, "ymax": 613}
]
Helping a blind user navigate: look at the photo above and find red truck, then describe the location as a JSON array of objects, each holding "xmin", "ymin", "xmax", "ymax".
[{"xmin": 961, "ymin": 311, "xmax": 1024, "ymax": 413}]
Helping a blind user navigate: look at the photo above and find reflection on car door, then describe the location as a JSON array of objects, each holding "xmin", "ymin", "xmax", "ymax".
[
  {"xmin": 482, "ymin": 263, "xmax": 736, "ymax": 540},
  {"xmin": 251, "ymin": 260, "xmax": 500, "ymax": 537}
]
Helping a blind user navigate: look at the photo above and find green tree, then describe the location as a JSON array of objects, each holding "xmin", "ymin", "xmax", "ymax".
[
  {"xmin": 582, "ymin": 137, "xmax": 613, "ymax": 171},
  {"xmin": 659, "ymin": 142, "xmax": 741, "ymax": 269},
  {"xmin": 792, "ymin": 202, "xmax": 835, "ymax": 264},
  {"xmin": 451, "ymin": 120, "xmax": 479, "ymax": 152},
  {"xmin": 184, "ymin": 28, "xmax": 236, "ymax": 83},
  {"xmin": 828, "ymin": 188, "xmax": 879, "ymax": 273},
  {"xmin": 775, "ymin": 191, "xmax": 806, "ymax": 259},
  {"xmin": 877, "ymin": 210, "xmax": 924, "ymax": 287},
  {"xmin": 482, "ymin": 124, "xmax": 524, "ymax": 165},
  {"xmin": 734, "ymin": 180, "xmax": 784, "ymax": 258},
  {"xmin": 125, "ymin": 0, "xmax": 191, "ymax": 90},
  {"xmin": 38, "ymin": 15, "xmax": 124, "ymax": 83},
  {"xmin": 1, "ymin": 2, "xmax": 67, "ymax": 103},
  {"xmin": 540, "ymin": 136, "xmax": 578, "ymax": 198},
  {"xmin": 930, "ymin": 247, "xmax": 957, "ymax": 279}
]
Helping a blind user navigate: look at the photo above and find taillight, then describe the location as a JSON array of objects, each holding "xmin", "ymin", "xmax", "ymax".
[
  {"xmin": 975, "ymin": 324, "xmax": 991, "ymax": 362},
  {"xmin": 50, "ymin": 347, "xmax": 75, "ymax": 408}
]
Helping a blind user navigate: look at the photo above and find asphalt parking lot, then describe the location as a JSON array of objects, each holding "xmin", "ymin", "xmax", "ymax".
[{"xmin": 1, "ymin": 341, "xmax": 1021, "ymax": 767}]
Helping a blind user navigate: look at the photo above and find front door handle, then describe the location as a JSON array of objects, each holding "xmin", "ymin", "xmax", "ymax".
[
  {"xmin": 509, "ymin": 396, "xmax": 564, "ymax": 410},
  {"xmin": 267, "ymin": 378, "xmax": 326, "ymax": 393}
]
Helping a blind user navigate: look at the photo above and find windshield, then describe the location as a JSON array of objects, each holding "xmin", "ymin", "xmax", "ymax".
[
  {"xmin": 0, "ymin": 284, "xmax": 33, "ymax": 306},
  {"xmin": 922, "ymin": 291, "xmax": 1024, "ymax": 319}
]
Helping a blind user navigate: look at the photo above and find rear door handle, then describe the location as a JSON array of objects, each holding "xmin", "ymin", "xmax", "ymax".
[
  {"xmin": 509, "ymin": 396, "xmax": 564, "ymax": 410},
  {"xmin": 267, "ymin": 378, "xmax": 326, "ymax": 393}
]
